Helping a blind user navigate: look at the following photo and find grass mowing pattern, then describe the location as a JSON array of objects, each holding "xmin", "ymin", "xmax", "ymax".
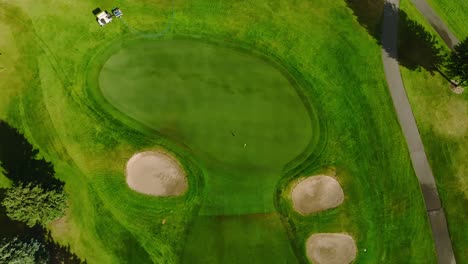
[
  {"xmin": 97, "ymin": 38, "xmax": 314, "ymax": 261},
  {"xmin": 182, "ymin": 214, "xmax": 296, "ymax": 263},
  {"xmin": 99, "ymin": 40, "xmax": 318, "ymax": 263},
  {"xmin": 0, "ymin": 0, "xmax": 437, "ymax": 263},
  {"xmin": 425, "ymin": 0, "xmax": 468, "ymax": 39},
  {"xmin": 98, "ymin": 38, "xmax": 315, "ymax": 215}
]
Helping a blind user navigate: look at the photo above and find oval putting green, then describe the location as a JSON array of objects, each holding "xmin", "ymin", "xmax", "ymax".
[
  {"xmin": 99, "ymin": 39, "xmax": 318, "ymax": 215},
  {"xmin": 99, "ymin": 39, "xmax": 319, "ymax": 263}
]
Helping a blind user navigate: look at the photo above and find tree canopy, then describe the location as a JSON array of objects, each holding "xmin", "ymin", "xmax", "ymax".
[
  {"xmin": 0, "ymin": 120, "xmax": 82, "ymax": 261},
  {"xmin": 2, "ymin": 184, "xmax": 67, "ymax": 227},
  {"xmin": 446, "ymin": 37, "xmax": 468, "ymax": 86},
  {"xmin": 0, "ymin": 237, "xmax": 46, "ymax": 264}
]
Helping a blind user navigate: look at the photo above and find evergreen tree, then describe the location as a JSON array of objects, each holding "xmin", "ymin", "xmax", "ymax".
[
  {"xmin": 2, "ymin": 184, "xmax": 67, "ymax": 227},
  {"xmin": 0, "ymin": 237, "xmax": 46, "ymax": 264},
  {"xmin": 447, "ymin": 37, "xmax": 468, "ymax": 86}
]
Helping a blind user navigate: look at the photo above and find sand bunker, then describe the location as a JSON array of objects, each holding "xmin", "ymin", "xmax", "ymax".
[
  {"xmin": 306, "ymin": 233, "xmax": 357, "ymax": 264},
  {"xmin": 126, "ymin": 151, "xmax": 187, "ymax": 196},
  {"xmin": 291, "ymin": 175, "xmax": 344, "ymax": 215}
]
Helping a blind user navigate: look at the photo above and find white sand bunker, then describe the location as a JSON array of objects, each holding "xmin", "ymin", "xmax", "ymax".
[
  {"xmin": 306, "ymin": 233, "xmax": 357, "ymax": 264},
  {"xmin": 291, "ymin": 175, "xmax": 344, "ymax": 215},
  {"xmin": 126, "ymin": 151, "xmax": 188, "ymax": 196}
]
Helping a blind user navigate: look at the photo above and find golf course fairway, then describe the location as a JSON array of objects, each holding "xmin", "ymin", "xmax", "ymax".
[
  {"xmin": 99, "ymin": 39, "xmax": 317, "ymax": 214},
  {"xmin": 97, "ymin": 38, "xmax": 317, "ymax": 262},
  {"xmin": 0, "ymin": 0, "xmax": 442, "ymax": 262}
]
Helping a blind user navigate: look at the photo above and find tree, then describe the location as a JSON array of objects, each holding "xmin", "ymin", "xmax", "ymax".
[
  {"xmin": 446, "ymin": 37, "xmax": 468, "ymax": 86},
  {"xmin": 0, "ymin": 121, "xmax": 64, "ymax": 190},
  {"xmin": 0, "ymin": 237, "xmax": 46, "ymax": 264},
  {"xmin": 2, "ymin": 184, "xmax": 67, "ymax": 227}
]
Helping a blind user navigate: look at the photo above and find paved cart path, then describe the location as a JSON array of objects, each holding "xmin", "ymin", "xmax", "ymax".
[
  {"xmin": 381, "ymin": 1, "xmax": 456, "ymax": 263},
  {"xmin": 411, "ymin": 0, "xmax": 459, "ymax": 48}
]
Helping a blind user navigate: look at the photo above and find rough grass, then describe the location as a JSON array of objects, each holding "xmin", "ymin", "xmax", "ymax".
[
  {"xmin": 425, "ymin": 0, "xmax": 468, "ymax": 39},
  {"xmin": 400, "ymin": 0, "xmax": 468, "ymax": 261},
  {"xmin": 0, "ymin": 0, "xmax": 437, "ymax": 263}
]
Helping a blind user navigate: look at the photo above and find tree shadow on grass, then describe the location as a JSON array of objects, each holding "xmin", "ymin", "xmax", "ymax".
[
  {"xmin": 0, "ymin": 120, "xmax": 63, "ymax": 190},
  {"xmin": 344, "ymin": 0, "xmax": 446, "ymax": 73},
  {"xmin": 344, "ymin": 0, "xmax": 385, "ymax": 37},
  {"xmin": 40, "ymin": 228, "xmax": 87, "ymax": 264},
  {"xmin": 397, "ymin": 6, "xmax": 446, "ymax": 72}
]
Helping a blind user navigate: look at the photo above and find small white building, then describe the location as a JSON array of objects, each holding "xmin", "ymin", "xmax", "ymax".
[{"xmin": 96, "ymin": 11, "xmax": 113, "ymax": 26}]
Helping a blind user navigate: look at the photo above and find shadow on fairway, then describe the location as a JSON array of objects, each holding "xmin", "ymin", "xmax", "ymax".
[
  {"xmin": 0, "ymin": 121, "xmax": 63, "ymax": 190},
  {"xmin": 344, "ymin": 0, "xmax": 385, "ymax": 37},
  {"xmin": 40, "ymin": 228, "xmax": 87, "ymax": 264},
  {"xmin": 344, "ymin": 0, "xmax": 446, "ymax": 73}
]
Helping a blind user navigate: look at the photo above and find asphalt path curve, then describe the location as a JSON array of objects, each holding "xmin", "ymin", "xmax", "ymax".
[
  {"xmin": 381, "ymin": 1, "xmax": 456, "ymax": 263},
  {"xmin": 411, "ymin": 0, "xmax": 460, "ymax": 48}
]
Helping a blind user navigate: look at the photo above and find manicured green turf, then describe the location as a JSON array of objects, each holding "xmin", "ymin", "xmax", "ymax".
[
  {"xmin": 0, "ymin": 0, "xmax": 438, "ymax": 263},
  {"xmin": 399, "ymin": 0, "xmax": 468, "ymax": 261},
  {"xmin": 98, "ymin": 38, "xmax": 315, "ymax": 215},
  {"xmin": 426, "ymin": 0, "xmax": 468, "ymax": 39},
  {"xmin": 182, "ymin": 213, "xmax": 296, "ymax": 263},
  {"xmin": 95, "ymin": 38, "xmax": 314, "ymax": 260}
]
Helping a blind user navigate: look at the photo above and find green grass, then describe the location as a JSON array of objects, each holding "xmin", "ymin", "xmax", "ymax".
[
  {"xmin": 97, "ymin": 38, "xmax": 315, "ymax": 215},
  {"xmin": 426, "ymin": 0, "xmax": 468, "ymax": 39},
  {"xmin": 0, "ymin": 0, "xmax": 437, "ymax": 263},
  {"xmin": 182, "ymin": 213, "xmax": 296, "ymax": 263},
  {"xmin": 400, "ymin": 0, "xmax": 468, "ymax": 261},
  {"xmin": 94, "ymin": 38, "xmax": 316, "ymax": 260}
]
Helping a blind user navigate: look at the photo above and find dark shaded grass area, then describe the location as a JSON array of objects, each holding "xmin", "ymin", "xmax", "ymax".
[
  {"xmin": 0, "ymin": 121, "xmax": 63, "ymax": 190},
  {"xmin": 345, "ymin": 0, "xmax": 446, "ymax": 73}
]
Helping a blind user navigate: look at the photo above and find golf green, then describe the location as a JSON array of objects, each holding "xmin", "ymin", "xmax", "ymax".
[
  {"xmin": 98, "ymin": 39, "xmax": 318, "ymax": 215},
  {"xmin": 1, "ymin": 0, "xmax": 441, "ymax": 261}
]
